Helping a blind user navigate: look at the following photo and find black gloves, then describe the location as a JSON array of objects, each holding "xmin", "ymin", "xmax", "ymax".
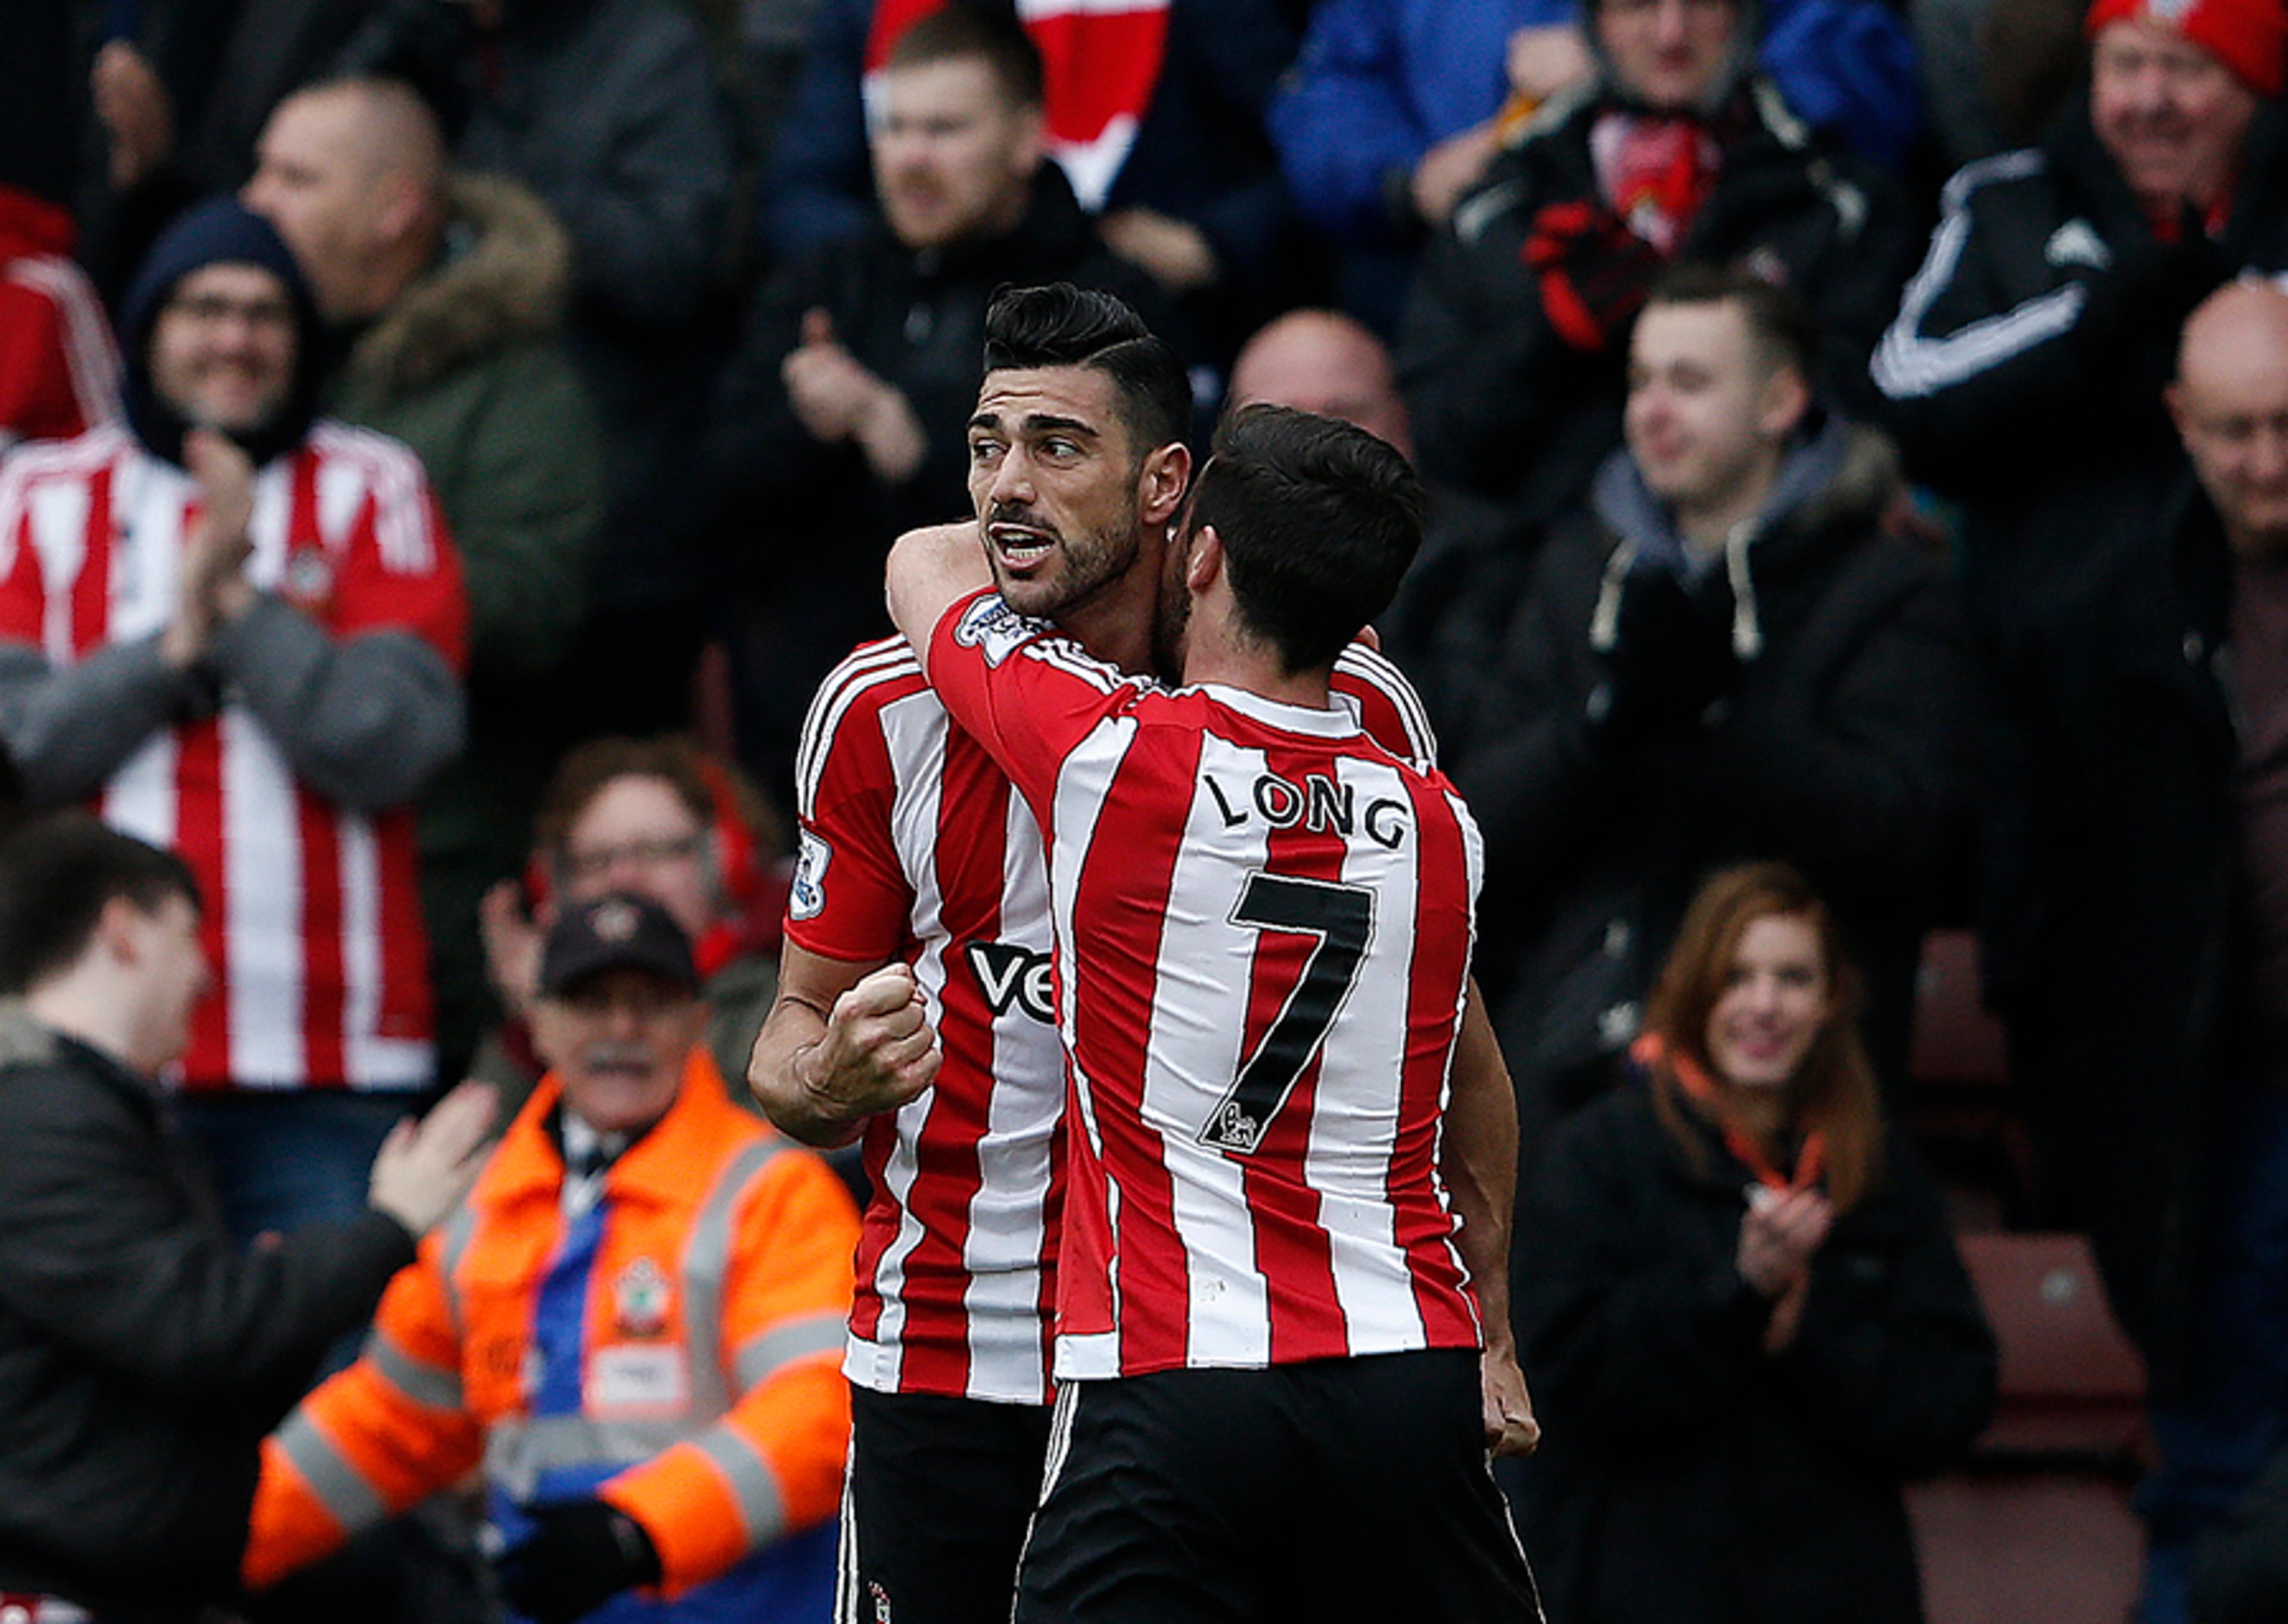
[
  {"xmin": 1524, "ymin": 201, "xmax": 1668, "ymax": 353},
  {"xmin": 1586, "ymin": 566, "xmax": 1740, "ymax": 745},
  {"xmin": 496, "ymin": 1499, "xmax": 663, "ymax": 1624}
]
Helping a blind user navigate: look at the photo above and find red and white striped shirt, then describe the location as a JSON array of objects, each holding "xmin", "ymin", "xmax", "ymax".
[
  {"xmin": 924, "ymin": 590, "xmax": 1484, "ymax": 1382},
  {"xmin": 789, "ymin": 633, "xmax": 1440, "ymax": 1401},
  {"xmin": 0, "ymin": 422, "xmax": 467, "ymax": 1092},
  {"xmin": 0, "ymin": 206, "xmax": 120, "ymax": 454}
]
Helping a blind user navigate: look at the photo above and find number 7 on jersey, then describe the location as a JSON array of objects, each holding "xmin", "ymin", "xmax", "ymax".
[{"xmin": 1199, "ymin": 871, "xmax": 1376, "ymax": 1155}]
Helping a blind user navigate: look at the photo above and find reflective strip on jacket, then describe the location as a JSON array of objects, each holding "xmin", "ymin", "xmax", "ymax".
[{"xmin": 241, "ymin": 1049, "xmax": 858, "ymax": 1609}]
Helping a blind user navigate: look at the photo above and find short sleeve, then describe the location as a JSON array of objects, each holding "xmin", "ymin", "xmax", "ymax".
[
  {"xmin": 785, "ymin": 670, "xmax": 917, "ymax": 963},
  {"xmin": 926, "ymin": 589, "xmax": 1143, "ymax": 813}
]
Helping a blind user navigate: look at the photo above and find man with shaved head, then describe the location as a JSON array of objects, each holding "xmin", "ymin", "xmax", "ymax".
[
  {"xmin": 1991, "ymin": 276, "xmax": 2288, "ymax": 1620},
  {"xmin": 1228, "ymin": 309, "xmax": 1414, "ymax": 461},
  {"xmin": 2126, "ymin": 278, "xmax": 2288, "ymax": 1623},
  {"xmin": 245, "ymin": 78, "xmax": 449, "ymax": 326},
  {"xmin": 247, "ymin": 76, "xmax": 606, "ymax": 1081},
  {"xmin": 2172, "ymin": 281, "xmax": 2288, "ymax": 561}
]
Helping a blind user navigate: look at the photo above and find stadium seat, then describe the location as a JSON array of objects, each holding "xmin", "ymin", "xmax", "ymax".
[
  {"xmin": 1909, "ymin": 1233, "xmax": 2148, "ymax": 1624},
  {"xmin": 1958, "ymin": 1231, "xmax": 2144, "ymax": 1463},
  {"xmin": 1908, "ymin": 1472, "xmax": 2143, "ymax": 1624},
  {"xmin": 1907, "ymin": 928, "xmax": 2009, "ymax": 1090},
  {"xmin": 1902, "ymin": 929, "xmax": 2031, "ymax": 1228}
]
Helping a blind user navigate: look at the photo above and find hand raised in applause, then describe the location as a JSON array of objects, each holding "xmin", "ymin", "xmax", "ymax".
[
  {"xmin": 782, "ymin": 309, "xmax": 926, "ymax": 483},
  {"xmin": 1737, "ymin": 1186, "xmax": 1833, "ymax": 1352},
  {"xmin": 367, "ymin": 1081, "xmax": 498, "ymax": 1237},
  {"xmin": 1412, "ymin": 122, "xmax": 1505, "ymax": 231},
  {"xmin": 1504, "ymin": 22, "xmax": 1593, "ymax": 105},
  {"xmin": 1099, "ymin": 207, "xmax": 1219, "ymax": 293},
  {"xmin": 479, "ymin": 878, "xmax": 546, "ymax": 1022},
  {"xmin": 92, "ymin": 42, "xmax": 175, "ymax": 191},
  {"xmin": 161, "ymin": 430, "xmax": 259, "ymax": 669}
]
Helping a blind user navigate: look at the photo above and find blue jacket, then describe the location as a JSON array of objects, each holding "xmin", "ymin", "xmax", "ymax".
[{"xmin": 1268, "ymin": 0, "xmax": 1921, "ymax": 247}]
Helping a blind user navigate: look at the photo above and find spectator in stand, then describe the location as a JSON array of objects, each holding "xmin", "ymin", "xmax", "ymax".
[
  {"xmin": 1873, "ymin": 0, "xmax": 2288, "ymax": 642},
  {"xmin": 474, "ymin": 736, "xmax": 785, "ymax": 1127},
  {"xmin": 760, "ymin": 0, "xmax": 1300, "ymax": 363},
  {"xmin": 1870, "ymin": 8, "xmax": 2288, "ymax": 1579},
  {"xmin": 0, "ymin": 198, "xmax": 468, "ymax": 1247},
  {"xmin": 343, "ymin": 0, "xmax": 738, "ymax": 736},
  {"xmin": 1267, "ymin": 0, "xmax": 1921, "ymax": 329},
  {"xmin": 1227, "ymin": 307, "xmax": 1415, "ymax": 458},
  {"xmin": 243, "ymin": 892, "xmax": 859, "ymax": 1624},
  {"xmin": 0, "ymin": 814, "xmax": 492, "ymax": 1619},
  {"xmin": 701, "ymin": 3, "xmax": 1168, "ymax": 805},
  {"xmin": 0, "ymin": 169, "xmax": 119, "ymax": 455},
  {"xmin": 1510, "ymin": 861, "xmax": 1996, "ymax": 1624},
  {"xmin": 243, "ymin": 75, "xmax": 604, "ymax": 1081},
  {"xmin": 1453, "ymin": 265, "xmax": 1973, "ymax": 1155},
  {"xmin": 1940, "ymin": 279, "xmax": 2288, "ymax": 1623},
  {"xmin": 79, "ymin": 0, "xmax": 380, "ymax": 300},
  {"xmin": 1396, "ymin": 0, "xmax": 1916, "ymax": 542}
]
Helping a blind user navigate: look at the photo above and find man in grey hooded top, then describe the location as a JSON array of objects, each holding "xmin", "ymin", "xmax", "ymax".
[{"xmin": 1451, "ymin": 263, "xmax": 1974, "ymax": 1165}]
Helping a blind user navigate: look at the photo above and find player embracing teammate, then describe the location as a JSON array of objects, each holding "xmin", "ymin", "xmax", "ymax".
[{"xmin": 755, "ymin": 283, "xmax": 1541, "ymax": 1622}]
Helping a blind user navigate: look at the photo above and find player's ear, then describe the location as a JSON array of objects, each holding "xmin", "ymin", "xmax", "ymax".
[
  {"xmin": 1139, "ymin": 441, "xmax": 1191, "ymax": 528},
  {"xmin": 1185, "ymin": 524, "xmax": 1226, "ymax": 595}
]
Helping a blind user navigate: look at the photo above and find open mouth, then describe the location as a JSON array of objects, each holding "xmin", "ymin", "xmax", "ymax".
[{"xmin": 987, "ymin": 522, "xmax": 1059, "ymax": 569}]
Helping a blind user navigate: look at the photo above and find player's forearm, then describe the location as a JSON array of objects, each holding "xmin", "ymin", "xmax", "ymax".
[
  {"xmin": 748, "ymin": 994, "xmax": 868, "ymax": 1149},
  {"xmin": 885, "ymin": 522, "xmax": 990, "ymax": 668},
  {"xmin": 1443, "ymin": 980, "xmax": 1520, "ymax": 1349}
]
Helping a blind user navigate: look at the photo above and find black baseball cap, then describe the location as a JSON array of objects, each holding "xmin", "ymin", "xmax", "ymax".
[{"xmin": 537, "ymin": 893, "xmax": 700, "ymax": 998}]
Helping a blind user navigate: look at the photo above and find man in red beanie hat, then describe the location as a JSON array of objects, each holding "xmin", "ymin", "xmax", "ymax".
[
  {"xmin": 1873, "ymin": 2, "xmax": 2288, "ymax": 1620},
  {"xmin": 2084, "ymin": 0, "xmax": 2284, "ymax": 225}
]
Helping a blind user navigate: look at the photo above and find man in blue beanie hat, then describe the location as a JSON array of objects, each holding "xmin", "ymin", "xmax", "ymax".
[{"xmin": 0, "ymin": 195, "xmax": 472, "ymax": 1253}]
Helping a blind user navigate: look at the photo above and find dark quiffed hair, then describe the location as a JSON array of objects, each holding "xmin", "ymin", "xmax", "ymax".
[
  {"xmin": 887, "ymin": 0, "xmax": 1044, "ymax": 107},
  {"xmin": 1643, "ymin": 260, "xmax": 1822, "ymax": 384},
  {"xmin": 0, "ymin": 814, "xmax": 200, "ymax": 995},
  {"xmin": 1185, "ymin": 403, "xmax": 1424, "ymax": 676},
  {"xmin": 981, "ymin": 283, "xmax": 1192, "ymax": 459},
  {"xmin": 1640, "ymin": 861, "xmax": 1883, "ymax": 1212}
]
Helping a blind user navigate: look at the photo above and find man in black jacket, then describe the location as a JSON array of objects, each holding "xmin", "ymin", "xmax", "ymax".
[
  {"xmin": 1454, "ymin": 264, "xmax": 1973, "ymax": 1161},
  {"xmin": 2001, "ymin": 279, "xmax": 2288, "ymax": 1622},
  {"xmin": 0, "ymin": 814, "xmax": 492, "ymax": 1617},
  {"xmin": 1869, "ymin": 0, "xmax": 2288, "ymax": 1425},
  {"xmin": 700, "ymin": 2, "xmax": 1167, "ymax": 809},
  {"xmin": 1397, "ymin": 0, "xmax": 1916, "ymax": 534}
]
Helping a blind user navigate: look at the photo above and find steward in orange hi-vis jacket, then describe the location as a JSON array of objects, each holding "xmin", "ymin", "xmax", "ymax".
[{"xmin": 241, "ymin": 894, "xmax": 860, "ymax": 1623}]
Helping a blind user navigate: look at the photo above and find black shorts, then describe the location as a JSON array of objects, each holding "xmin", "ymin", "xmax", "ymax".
[
  {"xmin": 1012, "ymin": 1348, "xmax": 1543, "ymax": 1623},
  {"xmin": 837, "ymin": 1385, "xmax": 1055, "ymax": 1624}
]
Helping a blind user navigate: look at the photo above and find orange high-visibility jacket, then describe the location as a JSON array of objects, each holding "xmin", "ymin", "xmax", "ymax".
[{"xmin": 242, "ymin": 1050, "xmax": 857, "ymax": 1599}]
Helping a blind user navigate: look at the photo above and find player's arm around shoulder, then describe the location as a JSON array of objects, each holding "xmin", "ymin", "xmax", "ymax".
[
  {"xmin": 750, "ymin": 943, "xmax": 940, "ymax": 1146},
  {"xmin": 884, "ymin": 521, "xmax": 993, "ymax": 673}
]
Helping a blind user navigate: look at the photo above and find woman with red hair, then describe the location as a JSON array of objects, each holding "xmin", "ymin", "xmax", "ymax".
[{"xmin": 1508, "ymin": 861, "xmax": 1996, "ymax": 1623}]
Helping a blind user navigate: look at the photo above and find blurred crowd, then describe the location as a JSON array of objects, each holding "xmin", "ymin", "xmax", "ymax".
[{"xmin": 7, "ymin": 0, "xmax": 2288, "ymax": 1617}]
